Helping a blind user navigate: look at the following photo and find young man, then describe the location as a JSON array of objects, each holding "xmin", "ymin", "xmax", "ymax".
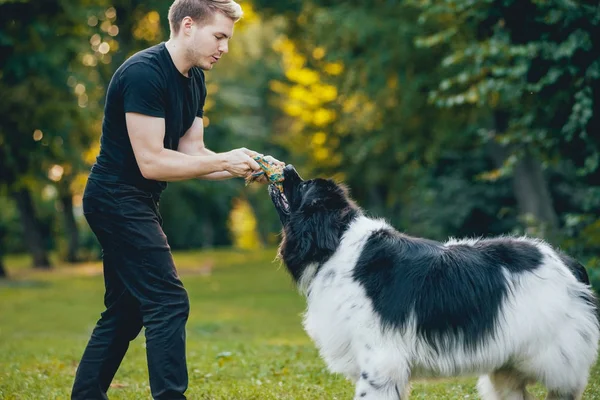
[{"xmin": 71, "ymin": 1, "xmax": 282, "ymax": 399}]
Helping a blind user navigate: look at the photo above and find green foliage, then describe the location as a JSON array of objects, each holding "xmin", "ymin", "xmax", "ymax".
[
  {"xmin": 0, "ymin": 0, "xmax": 98, "ymax": 188},
  {"xmin": 413, "ymin": 0, "xmax": 600, "ymax": 175},
  {"xmin": 160, "ymin": 180, "xmax": 239, "ymax": 249}
]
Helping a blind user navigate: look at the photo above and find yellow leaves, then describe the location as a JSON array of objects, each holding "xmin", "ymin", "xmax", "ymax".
[
  {"xmin": 311, "ymin": 132, "xmax": 327, "ymax": 146},
  {"xmin": 204, "ymin": 83, "xmax": 219, "ymax": 111},
  {"xmin": 312, "ymin": 83, "xmax": 337, "ymax": 102},
  {"xmin": 147, "ymin": 10, "xmax": 160, "ymax": 24},
  {"xmin": 289, "ymin": 85, "xmax": 318, "ymax": 106},
  {"xmin": 312, "ymin": 47, "xmax": 326, "ymax": 60},
  {"xmin": 228, "ymin": 198, "xmax": 262, "ymax": 250},
  {"xmin": 342, "ymin": 93, "xmax": 374, "ymax": 114},
  {"xmin": 312, "ymin": 108, "xmax": 336, "ymax": 126},
  {"xmin": 285, "ymin": 68, "xmax": 318, "ymax": 86},
  {"xmin": 133, "ymin": 11, "xmax": 163, "ymax": 42},
  {"xmin": 324, "ymin": 62, "xmax": 344, "ymax": 76},
  {"xmin": 272, "ymin": 36, "xmax": 295, "ymax": 54},
  {"xmin": 283, "ymin": 103, "xmax": 304, "ymax": 117},
  {"xmin": 83, "ymin": 141, "xmax": 100, "ymax": 166},
  {"xmin": 342, "ymin": 95, "xmax": 359, "ymax": 114},
  {"xmin": 269, "ymin": 80, "xmax": 288, "ymax": 94},
  {"xmin": 314, "ymin": 147, "xmax": 330, "ymax": 161},
  {"xmin": 71, "ymin": 173, "xmax": 91, "ymax": 199},
  {"xmin": 478, "ymin": 169, "xmax": 503, "ymax": 181},
  {"xmin": 271, "ymin": 35, "xmax": 347, "ymax": 168},
  {"xmin": 238, "ymin": 1, "xmax": 259, "ymax": 25},
  {"xmin": 107, "ymin": 39, "xmax": 119, "ymax": 52}
]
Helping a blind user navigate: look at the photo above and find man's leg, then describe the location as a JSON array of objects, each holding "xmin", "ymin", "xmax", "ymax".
[
  {"xmin": 104, "ymin": 186, "xmax": 190, "ymax": 400},
  {"xmin": 74, "ymin": 180, "xmax": 189, "ymax": 399},
  {"xmin": 71, "ymin": 222, "xmax": 144, "ymax": 399},
  {"xmin": 114, "ymin": 246, "xmax": 190, "ymax": 400}
]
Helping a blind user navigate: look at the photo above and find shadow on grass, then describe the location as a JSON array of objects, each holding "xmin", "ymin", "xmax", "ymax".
[{"xmin": 0, "ymin": 279, "xmax": 51, "ymax": 289}]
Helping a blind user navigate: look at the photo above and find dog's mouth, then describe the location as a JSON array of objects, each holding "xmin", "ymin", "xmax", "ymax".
[
  {"xmin": 269, "ymin": 184, "xmax": 290, "ymax": 212},
  {"xmin": 269, "ymin": 165, "xmax": 303, "ymax": 223}
]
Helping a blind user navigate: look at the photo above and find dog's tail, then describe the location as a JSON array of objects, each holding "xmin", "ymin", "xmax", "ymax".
[
  {"xmin": 559, "ymin": 252, "xmax": 600, "ymax": 327},
  {"xmin": 559, "ymin": 252, "xmax": 590, "ymax": 285}
]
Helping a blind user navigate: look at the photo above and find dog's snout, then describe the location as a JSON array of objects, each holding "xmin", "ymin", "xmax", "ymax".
[
  {"xmin": 283, "ymin": 164, "xmax": 303, "ymax": 182},
  {"xmin": 284, "ymin": 164, "xmax": 295, "ymax": 175}
]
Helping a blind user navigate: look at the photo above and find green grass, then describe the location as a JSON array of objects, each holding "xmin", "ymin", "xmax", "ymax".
[{"xmin": 1, "ymin": 248, "xmax": 599, "ymax": 399}]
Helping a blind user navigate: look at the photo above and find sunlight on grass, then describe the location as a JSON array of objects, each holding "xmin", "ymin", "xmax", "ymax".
[{"xmin": 1, "ymin": 249, "xmax": 599, "ymax": 399}]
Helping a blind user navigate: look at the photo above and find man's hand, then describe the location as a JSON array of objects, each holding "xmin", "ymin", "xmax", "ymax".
[{"xmin": 223, "ymin": 148, "xmax": 262, "ymax": 177}]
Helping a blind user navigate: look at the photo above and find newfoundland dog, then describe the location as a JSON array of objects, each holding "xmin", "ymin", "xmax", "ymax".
[{"xmin": 268, "ymin": 165, "xmax": 599, "ymax": 400}]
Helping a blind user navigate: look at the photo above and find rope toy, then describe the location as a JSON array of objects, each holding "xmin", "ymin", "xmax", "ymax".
[{"xmin": 245, "ymin": 155, "xmax": 284, "ymax": 192}]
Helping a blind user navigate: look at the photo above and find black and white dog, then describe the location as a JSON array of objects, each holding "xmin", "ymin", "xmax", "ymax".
[{"xmin": 268, "ymin": 165, "xmax": 599, "ymax": 400}]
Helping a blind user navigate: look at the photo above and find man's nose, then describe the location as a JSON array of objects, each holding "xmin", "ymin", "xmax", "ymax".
[{"xmin": 219, "ymin": 41, "xmax": 229, "ymax": 54}]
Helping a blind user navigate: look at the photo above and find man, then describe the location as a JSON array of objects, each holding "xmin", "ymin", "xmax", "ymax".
[{"xmin": 71, "ymin": 1, "xmax": 282, "ymax": 399}]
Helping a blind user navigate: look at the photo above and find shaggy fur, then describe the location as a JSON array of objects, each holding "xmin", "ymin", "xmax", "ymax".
[{"xmin": 268, "ymin": 165, "xmax": 600, "ymax": 400}]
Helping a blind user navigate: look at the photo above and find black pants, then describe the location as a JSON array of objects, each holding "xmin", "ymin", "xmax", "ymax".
[{"xmin": 72, "ymin": 178, "xmax": 189, "ymax": 400}]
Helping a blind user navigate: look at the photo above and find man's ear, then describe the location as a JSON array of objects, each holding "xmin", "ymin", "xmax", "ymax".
[{"xmin": 182, "ymin": 16, "xmax": 194, "ymax": 36}]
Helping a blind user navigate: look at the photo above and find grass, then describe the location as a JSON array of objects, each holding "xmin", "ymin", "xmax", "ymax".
[{"xmin": 1, "ymin": 248, "xmax": 599, "ymax": 399}]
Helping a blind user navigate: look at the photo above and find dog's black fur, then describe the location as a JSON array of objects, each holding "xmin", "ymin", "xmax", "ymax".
[{"xmin": 269, "ymin": 166, "xmax": 360, "ymax": 282}]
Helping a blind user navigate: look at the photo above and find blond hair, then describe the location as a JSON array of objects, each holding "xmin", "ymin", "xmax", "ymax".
[{"xmin": 168, "ymin": 0, "xmax": 243, "ymax": 36}]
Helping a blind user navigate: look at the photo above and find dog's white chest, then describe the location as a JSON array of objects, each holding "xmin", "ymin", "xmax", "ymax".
[{"xmin": 302, "ymin": 263, "xmax": 375, "ymax": 377}]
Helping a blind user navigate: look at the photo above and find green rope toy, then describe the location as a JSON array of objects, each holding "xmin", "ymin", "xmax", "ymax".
[{"xmin": 245, "ymin": 155, "xmax": 285, "ymax": 192}]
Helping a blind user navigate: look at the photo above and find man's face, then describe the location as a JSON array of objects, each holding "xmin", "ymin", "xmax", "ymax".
[{"xmin": 184, "ymin": 12, "xmax": 234, "ymax": 70}]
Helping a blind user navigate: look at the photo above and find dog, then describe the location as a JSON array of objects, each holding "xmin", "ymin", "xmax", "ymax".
[{"xmin": 268, "ymin": 165, "xmax": 599, "ymax": 400}]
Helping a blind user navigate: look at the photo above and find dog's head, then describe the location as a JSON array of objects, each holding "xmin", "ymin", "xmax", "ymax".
[{"xmin": 268, "ymin": 165, "xmax": 360, "ymax": 282}]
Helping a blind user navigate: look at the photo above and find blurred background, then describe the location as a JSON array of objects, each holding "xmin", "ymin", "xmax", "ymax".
[{"xmin": 0, "ymin": 0, "xmax": 598, "ymax": 290}]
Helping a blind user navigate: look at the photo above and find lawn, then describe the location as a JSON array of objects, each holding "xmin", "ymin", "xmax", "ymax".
[{"xmin": 1, "ymin": 248, "xmax": 599, "ymax": 399}]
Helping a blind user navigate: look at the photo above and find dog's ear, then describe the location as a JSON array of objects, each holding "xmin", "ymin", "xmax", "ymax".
[
  {"xmin": 280, "ymin": 213, "xmax": 317, "ymax": 281},
  {"xmin": 310, "ymin": 211, "xmax": 341, "ymax": 252},
  {"xmin": 281, "ymin": 210, "xmax": 342, "ymax": 275}
]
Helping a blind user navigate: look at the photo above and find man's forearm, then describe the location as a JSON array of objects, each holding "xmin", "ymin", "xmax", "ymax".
[
  {"xmin": 179, "ymin": 146, "xmax": 236, "ymax": 181},
  {"xmin": 200, "ymin": 170, "xmax": 235, "ymax": 180},
  {"xmin": 137, "ymin": 147, "xmax": 229, "ymax": 181}
]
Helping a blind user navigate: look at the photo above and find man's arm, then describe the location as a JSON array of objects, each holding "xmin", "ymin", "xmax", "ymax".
[
  {"xmin": 126, "ymin": 112, "xmax": 260, "ymax": 181},
  {"xmin": 177, "ymin": 116, "xmax": 235, "ymax": 181}
]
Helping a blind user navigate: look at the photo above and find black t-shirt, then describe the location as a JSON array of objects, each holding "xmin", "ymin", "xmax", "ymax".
[{"xmin": 90, "ymin": 42, "xmax": 207, "ymax": 194}]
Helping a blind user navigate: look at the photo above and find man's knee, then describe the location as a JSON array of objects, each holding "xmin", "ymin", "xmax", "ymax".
[{"xmin": 143, "ymin": 283, "xmax": 189, "ymax": 325}]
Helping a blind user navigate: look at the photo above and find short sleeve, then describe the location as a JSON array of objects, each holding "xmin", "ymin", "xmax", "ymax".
[
  {"xmin": 120, "ymin": 62, "xmax": 166, "ymax": 118},
  {"xmin": 196, "ymin": 69, "xmax": 207, "ymax": 118}
]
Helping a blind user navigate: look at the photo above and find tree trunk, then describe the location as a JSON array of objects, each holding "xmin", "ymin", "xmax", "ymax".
[
  {"xmin": 11, "ymin": 188, "xmax": 52, "ymax": 269},
  {"xmin": 511, "ymin": 153, "xmax": 559, "ymax": 229},
  {"xmin": 60, "ymin": 192, "xmax": 79, "ymax": 263},
  {"xmin": 0, "ymin": 256, "xmax": 6, "ymax": 278},
  {"xmin": 487, "ymin": 111, "xmax": 559, "ymax": 238}
]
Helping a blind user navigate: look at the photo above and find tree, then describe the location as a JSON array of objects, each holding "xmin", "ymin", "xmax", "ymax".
[
  {"xmin": 255, "ymin": 0, "xmax": 475, "ymax": 226},
  {"xmin": 0, "ymin": 0, "xmax": 109, "ymax": 266},
  {"xmin": 0, "ymin": 222, "xmax": 6, "ymax": 278},
  {"xmin": 412, "ymin": 0, "xmax": 600, "ymax": 239}
]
